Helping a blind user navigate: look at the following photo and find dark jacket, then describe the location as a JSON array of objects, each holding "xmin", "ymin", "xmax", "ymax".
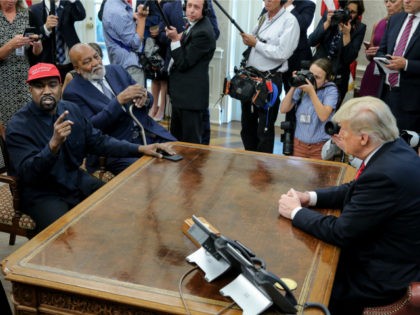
[
  {"xmin": 377, "ymin": 12, "xmax": 420, "ymax": 113},
  {"xmin": 29, "ymin": 0, "xmax": 86, "ymax": 64},
  {"xmin": 168, "ymin": 16, "xmax": 216, "ymax": 111},
  {"xmin": 293, "ymin": 138, "xmax": 420, "ymax": 308}
]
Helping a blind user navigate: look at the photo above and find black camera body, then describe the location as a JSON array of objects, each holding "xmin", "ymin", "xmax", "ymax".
[
  {"xmin": 324, "ymin": 121, "xmax": 340, "ymax": 135},
  {"xmin": 331, "ymin": 8, "xmax": 352, "ymax": 26},
  {"xmin": 290, "ymin": 70, "xmax": 316, "ymax": 88},
  {"xmin": 280, "ymin": 120, "xmax": 295, "ymax": 156},
  {"xmin": 400, "ymin": 130, "xmax": 420, "ymax": 149}
]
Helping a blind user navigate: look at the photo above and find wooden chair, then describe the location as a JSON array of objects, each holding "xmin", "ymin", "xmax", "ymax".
[
  {"xmin": 0, "ymin": 124, "xmax": 36, "ymax": 245},
  {"xmin": 363, "ymin": 282, "xmax": 420, "ymax": 315}
]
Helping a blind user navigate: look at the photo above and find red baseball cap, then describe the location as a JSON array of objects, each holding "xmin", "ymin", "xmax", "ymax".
[{"xmin": 27, "ymin": 63, "xmax": 61, "ymax": 83}]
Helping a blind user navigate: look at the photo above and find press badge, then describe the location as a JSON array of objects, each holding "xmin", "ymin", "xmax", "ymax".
[{"xmin": 300, "ymin": 114, "xmax": 311, "ymax": 124}]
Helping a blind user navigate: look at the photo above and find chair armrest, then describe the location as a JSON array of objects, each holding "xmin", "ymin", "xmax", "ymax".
[{"xmin": 411, "ymin": 282, "xmax": 420, "ymax": 307}]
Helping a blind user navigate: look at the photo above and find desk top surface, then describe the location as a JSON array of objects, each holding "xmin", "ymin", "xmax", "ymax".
[{"xmin": 3, "ymin": 143, "xmax": 355, "ymax": 314}]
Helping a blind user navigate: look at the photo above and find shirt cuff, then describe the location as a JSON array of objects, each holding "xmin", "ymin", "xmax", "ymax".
[
  {"xmin": 171, "ymin": 41, "xmax": 181, "ymax": 50},
  {"xmin": 69, "ymin": 0, "xmax": 76, "ymax": 3},
  {"xmin": 308, "ymin": 191, "xmax": 317, "ymax": 206},
  {"xmin": 291, "ymin": 207, "xmax": 302, "ymax": 220},
  {"xmin": 404, "ymin": 60, "xmax": 408, "ymax": 71},
  {"xmin": 44, "ymin": 25, "xmax": 52, "ymax": 36}
]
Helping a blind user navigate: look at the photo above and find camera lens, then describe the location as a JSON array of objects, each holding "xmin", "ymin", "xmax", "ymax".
[{"xmin": 325, "ymin": 121, "xmax": 341, "ymax": 135}]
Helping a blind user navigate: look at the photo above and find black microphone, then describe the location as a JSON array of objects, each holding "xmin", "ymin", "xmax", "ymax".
[{"xmin": 50, "ymin": 0, "xmax": 56, "ymax": 15}]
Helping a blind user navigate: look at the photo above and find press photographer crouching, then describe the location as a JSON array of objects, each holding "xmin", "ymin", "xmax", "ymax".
[{"xmin": 280, "ymin": 58, "xmax": 339, "ymax": 159}]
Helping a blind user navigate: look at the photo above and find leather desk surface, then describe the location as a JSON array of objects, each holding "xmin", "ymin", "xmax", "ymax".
[{"xmin": 2, "ymin": 143, "xmax": 355, "ymax": 315}]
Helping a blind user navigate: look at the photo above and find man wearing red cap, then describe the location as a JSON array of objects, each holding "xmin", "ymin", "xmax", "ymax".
[{"xmin": 5, "ymin": 63, "xmax": 176, "ymax": 233}]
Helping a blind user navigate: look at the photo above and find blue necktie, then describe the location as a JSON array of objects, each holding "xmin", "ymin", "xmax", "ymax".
[{"xmin": 97, "ymin": 79, "xmax": 114, "ymax": 99}]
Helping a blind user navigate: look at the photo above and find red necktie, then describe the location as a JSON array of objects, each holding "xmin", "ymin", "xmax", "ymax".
[
  {"xmin": 355, "ymin": 162, "xmax": 366, "ymax": 180},
  {"xmin": 389, "ymin": 15, "xmax": 415, "ymax": 87}
]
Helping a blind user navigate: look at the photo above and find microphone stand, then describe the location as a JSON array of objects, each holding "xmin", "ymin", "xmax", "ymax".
[
  {"xmin": 212, "ymin": 0, "xmax": 245, "ymax": 33},
  {"xmin": 49, "ymin": 0, "xmax": 57, "ymax": 65},
  {"xmin": 155, "ymin": 1, "xmax": 171, "ymax": 28}
]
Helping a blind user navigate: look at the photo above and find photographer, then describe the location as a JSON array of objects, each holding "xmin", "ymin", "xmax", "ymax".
[
  {"xmin": 308, "ymin": 0, "xmax": 366, "ymax": 106},
  {"xmin": 280, "ymin": 58, "xmax": 339, "ymax": 159},
  {"xmin": 240, "ymin": 0, "xmax": 299, "ymax": 153}
]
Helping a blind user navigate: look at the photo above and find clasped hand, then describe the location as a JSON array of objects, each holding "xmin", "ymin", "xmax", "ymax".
[{"xmin": 278, "ymin": 189, "xmax": 310, "ymax": 219}]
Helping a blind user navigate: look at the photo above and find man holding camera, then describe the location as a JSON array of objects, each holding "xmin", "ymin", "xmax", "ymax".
[
  {"xmin": 308, "ymin": 0, "xmax": 366, "ymax": 106},
  {"xmin": 240, "ymin": 0, "xmax": 299, "ymax": 154},
  {"xmin": 63, "ymin": 43, "xmax": 176, "ymax": 174},
  {"xmin": 278, "ymin": 96, "xmax": 420, "ymax": 315}
]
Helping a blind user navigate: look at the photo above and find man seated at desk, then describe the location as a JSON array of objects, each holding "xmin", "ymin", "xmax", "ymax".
[
  {"xmin": 6, "ymin": 63, "xmax": 176, "ymax": 234},
  {"xmin": 63, "ymin": 43, "xmax": 176, "ymax": 174},
  {"xmin": 278, "ymin": 96, "xmax": 420, "ymax": 315}
]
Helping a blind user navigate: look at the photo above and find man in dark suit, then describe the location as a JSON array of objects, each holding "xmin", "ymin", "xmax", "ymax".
[
  {"xmin": 165, "ymin": 0, "xmax": 216, "ymax": 144},
  {"xmin": 30, "ymin": 0, "xmax": 86, "ymax": 78},
  {"xmin": 159, "ymin": 0, "xmax": 219, "ymax": 145},
  {"xmin": 278, "ymin": 96, "xmax": 420, "ymax": 315},
  {"xmin": 377, "ymin": 0, "xmax": 420, "ymax": 134},
  {"xmin": 63, "ymin": 43, "xmax": 176, "ymax": 174}
]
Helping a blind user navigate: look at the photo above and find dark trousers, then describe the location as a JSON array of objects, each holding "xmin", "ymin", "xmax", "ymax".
[
  {"xmin": 240, "ymin": 74, "xmax": 282, "ymax": 153},
  {"xmin": 201, "ymin": 108, "xmax": 211, "ymax": 145},
  {"xmin": 381, "ymin": 87, "xmax": 420, "ymax": 132},
  {"xmin": 170, "ymin": 107, "xmax": 205, "ymax": 144},
  {"xmin": 26, "ymin": 179, "xmax": 103, "ymax": 233},
  {"xmin": 0, "ymin": 281, "xmax": 12, "ymax": 315}
]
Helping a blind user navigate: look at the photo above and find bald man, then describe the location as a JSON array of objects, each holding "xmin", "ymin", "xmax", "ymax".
[{"xmin": 63, "ymin": 43, "xmax": 176, "ymax": 174}]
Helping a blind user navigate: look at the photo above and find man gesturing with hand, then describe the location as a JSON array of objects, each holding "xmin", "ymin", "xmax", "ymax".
[{"xmin": 6, "ymin": 63, "xmax": 176, "ymax": 234}]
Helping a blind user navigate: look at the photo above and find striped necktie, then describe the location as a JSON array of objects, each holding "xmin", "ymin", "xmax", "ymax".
[
  {"xmin": 55, "ymin": 5, "xmax": 66, "ymax": 64},
  {"xmin": 97, "ymin": 79, "xmax": 114, "ymax": 99},
  {"xmin": 389, "ymin": 15, "xmax": 415, "ymax": 87}
]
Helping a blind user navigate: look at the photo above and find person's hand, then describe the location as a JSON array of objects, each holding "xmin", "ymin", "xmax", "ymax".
[
  {"xmin": 332, "ymin": 134, "xmax": 345, "ymax": 151},
  {"xmin": 240, "ymin": 33, "xmax": 257, "ymax": 47},
  {"xmin": 340, "ymin": 20, "xmax": 351, "ymax": 36},
  {"xmin": 9, "ymin": 34, "xmax": 32, "ymax": 49},
  {"xmin": 135, "ymin": 4, "xmax": 149, "ymax": 20},
  {"xmin": 138, "ymin": 142, "xmax": 177, "ymax": 158},
  {"xmin": 45, "ymin": 15, "xmax": 59, "ymax": 31},
  {"xmin": 324, "ymin": 10, "xmax": 335, "ymax": 29},
  {"xmin": 386, "ymin": 56, "xmax": 407, "ymax": 71},
  {"xmin": 278, "ymin": 188, "xmax": 303, "ymax": 219},
  {"xmin": 365, "ymin": 46, "xmax": 379, "ymax": 58},
  {"xmin": 149, "ymin": 25, "xmax": 160, "ymax": 37},
  {"xmin": 165, "ymin": 26, "xmax": 181, "ymax": 42},
  {"xmin": 299, "ymin": 78, "xmax": 316, "ymax": 93},
  {"xmin": 49, "ymin": 111, "xmax": 74, "ymax": 154},
  {"xmin": 117, "ymin": 84, "xmax": 148, "ymax": 106},
  {"xmin": 30, "ymin": 35, "xmax": 43, "ymax": 55}
]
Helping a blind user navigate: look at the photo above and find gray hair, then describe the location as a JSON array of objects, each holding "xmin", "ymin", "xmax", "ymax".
[{"xmin": 333, "ymin": 96, "xmax": 399, "ymax": 144}]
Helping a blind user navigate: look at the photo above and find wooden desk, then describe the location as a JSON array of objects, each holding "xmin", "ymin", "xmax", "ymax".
[{"xmin": 2, "ymin": 143, "xmax": 355, "ymax": 315}]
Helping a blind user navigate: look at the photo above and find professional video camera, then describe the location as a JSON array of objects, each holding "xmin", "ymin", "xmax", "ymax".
[
  {"xmin": 330, "ymin": 8, "xmax": 351, "ymax": 26},
  {"xmin": 400, "ymin": 130, "xmax": 420, "ymax": 149},
  {"xmin": 139, "ymin": 37, "xmax": 165, "ymax": 80},
  {"xmin": 324, "ymin": 121, "xmax": 340, "ymax": 135},
  {"xmin": 290, "ymin": 70, "xmax": 316, "ymax": 88}
]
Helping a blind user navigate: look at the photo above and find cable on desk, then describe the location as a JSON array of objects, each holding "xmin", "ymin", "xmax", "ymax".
[
  {"xmin": 178, "ymin": 266, "xmax": 238, "ymax": 315},
  {"xmin": 178, "ymin": 266, "xmax": 199, "ymax": 315},
  {"xmin": 301, "ymin": 302, "xmax": 331, "ymax": 315}
]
